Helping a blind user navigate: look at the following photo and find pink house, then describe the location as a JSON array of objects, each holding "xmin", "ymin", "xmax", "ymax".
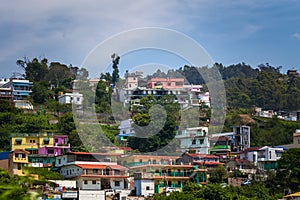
[
  {"xmin": 148, "ymin": 78, "xmax": 184, "ymax": 89},
  {"xmin": 38, "ymin": 135, "xmax": 70, "ymax": 156}
]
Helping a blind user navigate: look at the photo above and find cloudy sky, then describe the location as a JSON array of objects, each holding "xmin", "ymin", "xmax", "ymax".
[{"xmin": 1, "ymin": 0, "xmax": 300, "ymax": 78}]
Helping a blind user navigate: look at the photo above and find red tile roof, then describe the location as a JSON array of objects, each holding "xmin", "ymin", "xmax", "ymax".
[
  {"xmin": 67, "ymin": 152, "xmax": 122, "ymax": 156},
  {"xmin": 75, "ymin": 164, "xmax": 106, "ymax": 169}
]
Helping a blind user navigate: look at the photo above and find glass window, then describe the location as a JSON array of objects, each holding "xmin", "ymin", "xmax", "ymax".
[
  {"xmin": 115, "ymin": 181, "xmax": 120, "ymax": 186},
  {"xmin": 84, "ymin": 180, "xmax": 88, "ymax": 184},
  {"xmin": 92, "ymin": 180, "xmax": 97, "ymax": 184},
  {"xmin": 146, "ymin": 186, "xmax": 150, "ymax": 190}
]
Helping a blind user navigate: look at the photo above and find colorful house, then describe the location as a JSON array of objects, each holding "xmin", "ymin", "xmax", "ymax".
[
  {"xmin": 130, "ymin": 163, "xmax": 207, "ymax": 194},
  {"xmin": 11, "ymin": 133, "xmax": 55, "ymax": 154},
  {"xmin": 118, "ymin": 154, "xmax": 179, "ymax": 168},
  {"xmin": 176, "ymin": 152, "xmax": 220, "ymax": 168},
  {"xmin": 8, "ymin": 149, "xmax": 29, "ymax": 176}
]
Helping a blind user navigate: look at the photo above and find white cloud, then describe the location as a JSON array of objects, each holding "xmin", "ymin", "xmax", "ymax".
[{"xmin": 292, "ymin": 33, "xmax": 300, "ymax": 39}]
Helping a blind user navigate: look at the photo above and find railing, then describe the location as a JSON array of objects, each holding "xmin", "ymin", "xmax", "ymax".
[{"xmin": 154, "ymin": 172, "xmax": 193, "ymax": 177}]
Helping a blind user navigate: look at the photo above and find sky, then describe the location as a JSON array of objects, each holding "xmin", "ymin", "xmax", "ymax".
[{"xmin": 1, "ymin": 0, "xmax": 300, "ymax": 78}]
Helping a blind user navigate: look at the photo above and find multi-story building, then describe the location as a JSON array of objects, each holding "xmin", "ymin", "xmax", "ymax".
[
  {"xmin": 58, "ymin": 92, "xmax": 83, "ymax": 109},
  {"xmin": 176, "ymin": 152, "xmax": 220, "ymax": 168},
  {"xmin": 118, "ymin": 154, "xmax": 179, "ymax": 168},
  {"xmin": 147, "ymin": 78, "xmax": 184, "ymax": 89},
  {"xmin": 11, "ymin": 133, "xmax": 55, "ymax": 154},
  {"xmin": 60, "ymin": 163, "xmax": 130, "ymax": 190},
  {"xmin": 8, "ymin": 149, "xmax": 29, "ymax": 176},
  {"xmin": 11, "ymin": 133, "xmax": 70, "ymax": 168},
  {"xmin": 240, "ymin": 146, "xmax": 285, "ymax": 170},
  {"xmin": 130, "ymin": 163, "xmax": 207, "ymax": 194},
  {"xmin": 124, "ymin": 71, "xmax": 143, "ymax": 89},
  {"xmin": 175, "ymin": 127, "xmax": 209, "ymax": 154},
  {"xmin": 117, "ymin": 119, "xmax": 135, "ymax": 142},
  {"xmin": 282, "ymin": 129, "xmax": 300, "ymax": 149},
  {"xmin": 11, "ymin": 133, "xmax": 70, "ymax": 155}
]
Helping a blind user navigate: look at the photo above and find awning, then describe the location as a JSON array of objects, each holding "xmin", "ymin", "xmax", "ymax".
[
  {"xmin": 43, "ymin": 138, "xmax": 50, "ymax": 141},
  {"xmin": 15, "ymin": 138, "xmax": 22, "ymax": 141}
]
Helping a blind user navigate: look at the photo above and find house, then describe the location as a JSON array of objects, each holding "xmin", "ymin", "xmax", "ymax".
[
  {"xmin": 175, "ymin": 127, "xmax": 209, "ymax": 154},
  {"xmin": 130, "ymin": 163, "xmax": 207, "ymax": 194},
  {"xmin": 134, "ymin": 172, "xmax": 155, "ymax": 197},
  {"xmin": 147, "ymin": 78, "xmax": 184, "ymax": 89},
  {"xmin": 58, "ymin": 92, "xmax": 83, "ymax": 108},
  {"xmin": 117, "ymin": 119, "xmax": 135, "ymax": 142},
  {"xmin": 60, "ymin": 163, "xmax": 130, "ymax": 190},
  {"xmin": 8, "ymin": 149, "xmax": 29, "ymax": 176},
  {"xmin": 11, "ymin": 133, "xmax": 55, "ymax": 154},
  {"xmin": 124, "ymin": 71, "xmax": 143, "ymax": 89},
  {"xmin": 118, "ymin": 154, "xmax": 179, "ymax": 168},
  {"xmin": 55, "ymin": 152, "xmax": 122, "ymax": 169},
  {"xmin": 240, "ymin": 146, "xmax": 285, "ymax": 170},
  {"xmin": 176, "ymin": 152, "xmax": 220, "ymax": 168},
  {"xmin": 0, "ymin": 87, "xmax": 12, "ymax": 100}
]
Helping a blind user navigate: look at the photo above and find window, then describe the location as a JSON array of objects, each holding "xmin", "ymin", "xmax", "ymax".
[
  {"xmin": 175, "ymin": 82, "xmax": 183, "ymax": 86},
  {"xmin": 139, "ymin": 159, "xmax": 143, "ymax": 163},
  {"xmin": 167, "ymin": 82, "xmax": 171, "ymax": 86},
  {"xmin": 92, "ymin": 180, "xmax": 97, "ymax": 185},
  {"xmin": 47, "ymin": 149, "xmax": 54, "ymax": 154},
  {"xmin": 44, "ymin": 140, "xmax": 49, "ymax": 145},
  {"xmin": 84, "ymin": 180, "xmax": 88, "ymax": 184},
  {"xmin": 55, "ymin": 139, "xmax": 58, "ymax": 143},
  {"xmin": 298, "ymin": 137, "xmax": 300, "ymax": 144},
  {"xmin": 269, "ymin": 151, "xmax": 272, "ymax": 159},
  {"xmin": 93, "ymin": 169, "xmax": 98, "ymax": 174},
  {"xmin": 115, "ymin": 181, "xmax": 120, "ymax": 187},
  {"xmin": 146, "ymin": 186, "xmax": 150, "ymax": 190},
  {"xmin": 153, "ymin": 160, "xmax": 156, "ymax": 164},
  {"xmin": 15, "ymin": 139, "xmax": 22, "ymax": 145},
  {"xmin": 192, "ymin": 139, "xmax": 196, "ymax": 145},
  {"xmin": 58, "ymin": 159, "xmax": 61, "ymax": 164}
]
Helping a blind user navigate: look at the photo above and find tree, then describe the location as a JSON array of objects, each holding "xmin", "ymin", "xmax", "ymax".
[
  {"xmin": 16, "ymin": 57, "xmax": 48, "ymax": 81},
  {"xmin": 276, "ymin": 148, "xmax": 300, "ymax": 192},
  {"xmin": 111, "ymin": 53, "xmax": 120, "ymax": 86},
  {"xmin": 209, "ymin": 164, "xmax": 227, "ymax": 183}
]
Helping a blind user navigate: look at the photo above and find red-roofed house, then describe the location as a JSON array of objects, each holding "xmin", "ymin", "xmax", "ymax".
[
  {"xmin": 60, "ymin": 163, "xmax": 130, "ymax": 190},
  {"xmin": 176, "ymin": 152, "xmax": 220, "ymax": 168}
]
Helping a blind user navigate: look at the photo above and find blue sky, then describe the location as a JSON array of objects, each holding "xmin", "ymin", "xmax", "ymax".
[{"xmin": 1, "ymin": 0, "xmax": 300, "ymax": 78}]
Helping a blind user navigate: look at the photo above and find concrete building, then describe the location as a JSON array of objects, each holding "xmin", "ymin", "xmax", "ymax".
[
  {"xmin": 175, "ymin": 127, "xmax": 209, "ymax": 154},
  {"xmin": 134, "ymin": 172, "xmax": 155, "ymax": 197},
  {"xmin": 147, "ymin": 78, "xmax": 184, "ymax": 89},
  {"xmin": 58, "ymin": 92, "xmax": 83, "ymax": 108},
  {"xmin": 8, "ymin": 149, "xmax": 29, "ymax": 176}
]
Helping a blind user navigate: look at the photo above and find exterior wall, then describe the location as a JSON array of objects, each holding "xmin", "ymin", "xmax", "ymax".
[
  {"xmin": 126, "ymin": 76, "xmax": 138, "ymax": 89},
  {"xmin": 120, "ymin": 155, "xmax": 178, "ymax": 167},
  {"xmin": 58, "ymin": 93, "xmax": 83, "ymax": 105},
  {"xmin": 135, "ymin": 179, "xmax": 154, "ymax": 196},
  {"xmin": 55, "ymin": 155, "xmax": 68, "ymax": 167},
  {"xmin": 148, "ymin": 78, "xmax": 184, "ymax": 89},
  {"xmin": 60, "ymin": 165, "xmax": 83, "ymax": 178},
  {"xmin": 54, "ymin": 135, "xmax": 69, "ymax": 146},
  {"xmin": 11, "ymin": 79, "xmax": 33, "ymax": 100},
  {"xmin": 0, "ymin": 159, "xmax": 8, "ymax": 171},
  {"xmin": 175, "ymin": 127, "xmax": 209, "ymax": 154},
  {"xmin": 78, "ymin": 190, "xmax": 105, "ymax": 200},
  {"xmin": 11, "ymin": 133, "xmax": 55, "ymax": 151}
]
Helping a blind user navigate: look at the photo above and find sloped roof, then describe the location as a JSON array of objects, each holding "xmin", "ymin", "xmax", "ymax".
[{"xmin": 185, "ymin": 153, "xmax": 219, "ymax": 159}]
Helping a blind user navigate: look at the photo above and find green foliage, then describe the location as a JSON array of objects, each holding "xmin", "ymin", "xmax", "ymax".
[
  {"xmin": 0, "ymin": 169, "xmax": 30, "ymax": 199},
  {"xmin": 24, "ymin": 167, "xmax": 62, "ymax": 180},
  {"xmin": 209, "ymin": 165, "xmax": 228, "ymax": 183},
  {"xmin": 127, "ymin": 95, "xmax": 180, "ymax": 152}
]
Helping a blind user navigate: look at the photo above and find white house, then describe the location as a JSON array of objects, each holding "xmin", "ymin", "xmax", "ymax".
[
  {"xmin": 240, "ymin": 146, "xmax": 285, "ymax": 170},
  {"xmin": 117, "ymin": 119, "xmax": 135, "ymax": 141},
  {"xmin": 175, "ymin": 127, "xmax": 209, "ymax": 154},
  {"xmin": 58, "ymin": 92, "xmax": 83, "ymax": 108},
  {"xmin": 134, "ymin": 172, "xmax": 155, "ymax": 197},
  {"xmin": 60, "ymin": 163, "xmax": 130, "ymax": 190}
]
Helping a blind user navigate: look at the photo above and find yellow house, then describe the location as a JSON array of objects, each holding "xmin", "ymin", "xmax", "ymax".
[
  {"xmin": 11, "ymin": 133, "xmax": 54, "ymax": 154},
  {"xmin": 8, "ymin": 149, "xmax": 29, "ymax": 176}
]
